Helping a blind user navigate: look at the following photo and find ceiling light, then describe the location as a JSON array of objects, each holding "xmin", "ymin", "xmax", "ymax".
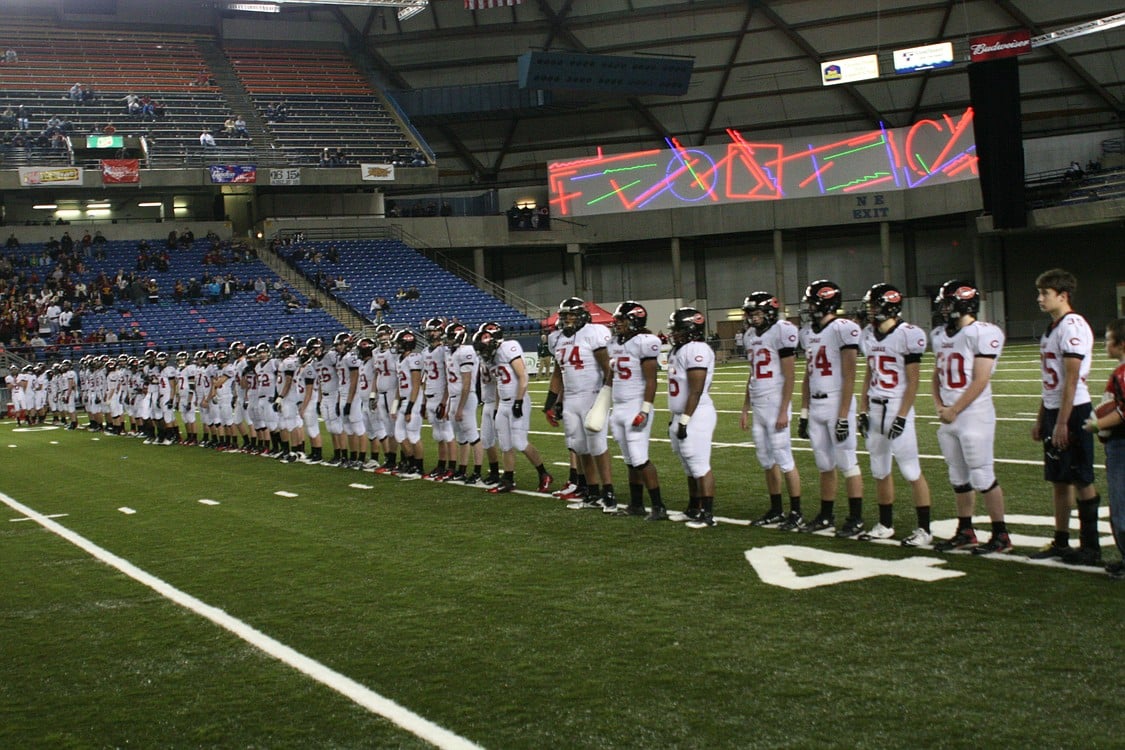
[
  {"xmin": 33, "ymin": 204, "xmax": 58, "ymax": 210},
  {"xmin": 398, "ymin": 1, "xmax": 427, "ymax": 21},
  {"xmin": 138, "ymin": 202, "xmax": 163, "ymax": 207},
  {"xmin": 228, "ymin": 2, "xmax": 280, "ymax": 11},
  {"xmin": 86, "ymin": 203, "xmax": 111, "ymax": 209},
  {"xmin": 86, "ymin": 209, "xmax": 110, "ymax": 217}
]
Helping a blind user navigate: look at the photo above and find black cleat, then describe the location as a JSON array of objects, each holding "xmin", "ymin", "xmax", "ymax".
[
  {"xmin": 934, "ymin": 529, "xmax": 978, "ymax": 553},
  {"xmin": 751, "ymin": 510, "xmax": 786, "ymax": 527}
]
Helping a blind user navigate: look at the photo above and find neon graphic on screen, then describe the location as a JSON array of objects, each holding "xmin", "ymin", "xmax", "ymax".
[{"xmin": 549, "ymin": 107, "xmax": 977, "ymax": 218}]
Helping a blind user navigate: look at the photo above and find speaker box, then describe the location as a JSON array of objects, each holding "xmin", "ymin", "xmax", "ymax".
[{"xmin": 968, "ymin": 58, "xmax": 1026, "ymax": 229}]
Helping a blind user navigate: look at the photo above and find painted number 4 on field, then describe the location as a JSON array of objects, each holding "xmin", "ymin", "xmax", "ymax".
[{"xmin": 745, "ymin": 545, "xmax": 964, "ymax": 590}]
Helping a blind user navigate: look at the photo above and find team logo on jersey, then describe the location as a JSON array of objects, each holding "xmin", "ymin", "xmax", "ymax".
[
  {"xmin": 990, "ymin": 340, "xmax": 999, "ymax": 348},
  {"xmin": 1069, "ymin": 337, "xmax": 1081, "ymax": 346},
  {"xmin": 694, "ymin": 355, "xmax": 704, "ymax": 362}
]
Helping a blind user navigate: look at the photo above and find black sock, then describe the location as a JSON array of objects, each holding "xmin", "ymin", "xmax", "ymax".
[
  {"xmin": 769, "ymin": 493, "xmax": 783, "ymax": 515},
  {"xmin": 848, "ymin": 497, "xmax": 863, "ymax": 520},
  {"xmin": 820, "ymin": 500, "xmax": 835, "ymax": 518},
  {"xmin": 630, "ymin": 483, "xmax": 644, "ymax": 507},
  {"xmin": 472, "ymin": 464, "xmax": 481, "ymax": 476},
  {"xmin": 569, "ymin": 467, "xmax": 578, "ymax": 484},
  {"xmin": 701, "ymin": 497, "xmax": 714, "ymax": 514},
  {"xmin": 649, "ymin": 487, "xmax": 664, "ymax": 509},
  {"xmin": 535, "ymin": 463, "xmax": 547, "ymax": 478},
  {"xmin": 879, "ymin": 504, "xmax": 893, "ymax": 528},
  {"xmin": 789, "ymin": 495, "xmax": 801, "ymax": 514},
  {"xmin": 1054, "ymin": 529, "xmax": 1071, "ymax": 547},
  {"xmin": 503, "ymin": 470, "xmax": 514, "ymax": 484},
  {"xmin": 916, "ymin": 505, "xmax": 931, "ymax": 532},
  {"xmin": 991, "ymin": 520, "xmax": 1007, "ymax": 535},
  {"xmin": 489, "ymin": 461, "xmax": 500, "ymax": 476},
  {"xmin": 958, "ymin": 516, "xmax": 973, "ymax": 531},
  {"xmin": 588, "ymin": 484, "xmax": 600, "ymax": 498},
  {"xmin": 1078, "ymin": 496, "xmax": 1101, "ymax": 549},
  {"xmin": 456, "ymin": 464, "xmax": 467, "ymax": 475}
]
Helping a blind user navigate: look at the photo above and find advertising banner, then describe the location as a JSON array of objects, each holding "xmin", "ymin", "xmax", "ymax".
[
  {"xmin": 969, "ymin": 30, "xmax": 1032, "ymax": 62},
  {"xmin": 360, "ymin": 163, "xmax": 395, "ymax": 181},
  {"xmin": 18, "ymin": 167, "xmax": 83, "ymax": 187},
  {"xmin": 269, "ymin": 168, "xmax": 301, "ymax": 185},
  {"xmin": 209, "ymin": 164, "xmax": 257, "ymax": 184},
  {"xmin": 101, "ymin": 159, "xmax": 140, "ymax": 184}
]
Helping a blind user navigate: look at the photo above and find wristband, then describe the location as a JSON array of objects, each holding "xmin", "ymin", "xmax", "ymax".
[
  {"xmin": 641, "ymin": 401, "xmax": 653, "ymax": 415},
  {"xmin": 544, "ymin": 390, "xmax": 558, "ymax": 410},
  {"xmin": 406, "ymin": 401, "xmax": 415, "ymax": 412},
  {"xmin": 678, "ymin": 413, "xmax": 691, "ymax": 427},
  {"xmin": 800, "ymin": 408, "xmax": 809, "ymax": 419}
]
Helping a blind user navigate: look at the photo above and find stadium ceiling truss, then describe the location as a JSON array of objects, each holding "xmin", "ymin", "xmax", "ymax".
[{"xmin": 260, "ymin": 0, "xmax": 1122, "ymax": 189}]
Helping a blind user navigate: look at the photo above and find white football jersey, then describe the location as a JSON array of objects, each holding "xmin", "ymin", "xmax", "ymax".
[
  {"xmin": 744, "ymin": 320, "xmax": 800, "ymax": 396},
  {"xmin": 493, "ymin": 339, "xmax": 526, "ymax": 401},
  {"xmin": 1039, "ymin": 311, "xmax": 1092, "ymax": 408},
  {"xmin": 799, "ymin": 317, "xmax": 862, "ymax": 395},
  {"xmin": 554, "ymin": 322, "xmax": 612, "ymax": 395},
  {"xmin": 931, "ymin": 320, "xmax": 1004, "ymax": 406},
  {"xmin": 446, "ymin": 344, "xmax": 478, "ymax": 400},
  {"xmin": 608, "ymin": 332, "xmax": 661, "ymax": 403},
  {"xmin": 422, "ymin": 345, "xmax": 447, "ymax": 399},
  {"xmin": 859, "ymin": 321, "xmax": 928, "ymax": 400},
  {"xmin": 396, "ymin": 351, "xmax": 423, "ymax": 399},
  {"xmin": 478, "ymin": 353, "xmax": 498, "ymax": 404},
  {"xmin": 280, "ymin": 355, "xmax": 303, "ymax": 403},
  {"xmin": 667, "ymin": 341, "xmax": 714, "ymax": 414},
  {"xmin": 318, "ymin": 350, "xmax": 341, "ymax": 395},
  {"xmin": 373, "ymin": 349, "xmax": 397, "ymax": 395}
]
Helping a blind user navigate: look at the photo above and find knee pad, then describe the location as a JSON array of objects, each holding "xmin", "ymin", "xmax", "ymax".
[
  {"xmin": 952, "ymin": 483, "xmax": 972, "ymax": 494},
  {"xmin": 843, "ymin": 465, "xmax": 862, "ymax": 479},
  {"xmin": 976, "ymin": 479, "xmax": 999, "ymax": 493}
]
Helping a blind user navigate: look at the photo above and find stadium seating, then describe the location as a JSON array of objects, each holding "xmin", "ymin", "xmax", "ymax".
[{"xmin": 282, "ymin": 239, "xmax": 541, "ymax": 334}]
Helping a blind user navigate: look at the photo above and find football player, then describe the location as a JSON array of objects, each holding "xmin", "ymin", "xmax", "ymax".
[
  {"xmin": 421, "ymin": 317, "xmax": 454, "ymax": 479},
  {"xmin": 479, "ymin": 322, "xmax": 553, "ymax": 494},
  {"xmin": 608, "ymin": 301, "xmax": 665, "ymax": 518},
  {"xmin": 323, "ymin": 332, "xmax": 351, "ymax": 464},
  {"xmin": 1083, "ymin": 318, "xmax": 1125, "ymax": 578},
  {"xmin": 1030, "ymin": 269, "xmax": 1101, "ymax": 565},
  {"xmin": 275, "ymin": 336, "xmax": 305, "ymax": 462},
  {"xmin": 393, "ymin": 328, "xmax": 426, "ymax": 477},
  {"xmin": 931, "ymin": 280, "xmax": 1011, "ymax": 555},
  {"xmin": 474, "ymin": 327, "xmax": 503, "ymax": 486},
  {"xmin": 58, "ymin": 359, "xmax": 78, "ymax": 430},
  {"xmin": 856, "ymin": 283, "xmax": 932, "ymax": 545},
  {"xmin": 667, "ymin": 308, "xmax": 719, "ymax": 528},
  {"xmin": 298, "ymin": 340, "xmax": 324, "ymax": 463},
  {"xmin": 156, "ymin": 351, "xmax": 180, "ymax": 444},
  {"xmin": 338, "ymin": 333, "xmax": 368, "ymax": 467},
  {"xmin": 739, "ymin": 292, "xmax": 802, "ymax": 529},
  {"xmin": 175, "ymin": 351, "xmax": 199, "ymax": 444},
  {"xmin": 546, "ymin": 297, "xmax": 615, "ymax": 509},
  {"xmin": 796, "ymin": 280, "xmax": 865, "ymax": 537},
  {"xmin": 444, "ymin": 322, "xmax": 484, "ymax": 483},
  {"xmin": 371, "ymin": 325, "xmax": 400, "ymax": 473}
]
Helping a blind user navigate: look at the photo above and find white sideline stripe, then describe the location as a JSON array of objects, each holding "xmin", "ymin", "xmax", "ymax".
[
  {"xmin": 0, "ymin": 490, "xmax": 484, "ymax": 750},
  {"xmin": 349, "ymin": 483, "xmax": 374, "ymax": 490},
  {"xmin": 10, "ymin": 512, "xmax": 68, "ymax": 522}
]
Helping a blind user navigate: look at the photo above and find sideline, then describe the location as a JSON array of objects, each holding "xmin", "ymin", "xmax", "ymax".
[{"xmin": 0, "ymin": 490, "xmax": 483, "ymax": 750}]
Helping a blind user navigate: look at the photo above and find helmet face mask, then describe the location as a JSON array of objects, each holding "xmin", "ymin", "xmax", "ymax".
[
  {"xmin": 803, "ymin": 280, "xmax": 841, "ymax": 325},
  {"xmin": 445, "ymin": 322, "xmax": 467, "ymax": 350},
  {"xmin": 333, "ymin": 332, "xmax": 353, "ymax": 351},
  {"xmin": 935, "ymin": 280, "xmax": 979, "ymax": 334},
  {"xmin": 393, "ymin": 329, "xmax": 417, "ymax": 354},
  {"xmin": 355, "ymin": 337, "xmax": 376, "ymax": 360},
  {"xmin": 557, "ymin": 297, "xmax": 589, "ymax": 336},
  {"xmin": 742, "ymin": 292, "xmax": 780, "ymax": 335},
  {"xmin": 613, "ymin": 301, "xmax": 648, "ymax": 342},
  {"xmin": 473, "ymin": 324, "xmax": 501, "ymax": 358},
  {"xmin": 423, "ymin": 317, "xmax": 446, "ymax": 346},
  {"xmin": 669, "ymin": 307, "xmax": 707, "ymax": 346}
]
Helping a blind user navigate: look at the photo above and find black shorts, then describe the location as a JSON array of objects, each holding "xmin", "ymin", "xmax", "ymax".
[{"xmin": 1042, "ymin": 404, "xmax": 1095, "ymax": 485}]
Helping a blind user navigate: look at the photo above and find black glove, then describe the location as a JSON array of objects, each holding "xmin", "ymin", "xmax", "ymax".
[
  {"xmin": 835, "ymin": 418, "xmax": 849, "ymax": 442},
  {"xmin": 888, "ymin": 415, "xmax": 907, "ymax": 440},
  {"xmin": 164, "ymin": 399, "xmax": 172, "ymax": 409},
  {"xmin": 435, "ymin": 402, "xmax": 446, "ymax": 420},
  {"xmin": 676, "ymin": 422, "xmax": 688, "ymax": 440},
  {"xmin": 857, "ymin": 412, "xmax": 869, "ymax": 438},
  {"xmin": 343, "ymin": 403, "xmax": 351, "ymax": 417},
  {"xmin": 797, "ymin": 417, "xmax": 809, "ymax": 440},
  {"xmin": 512, "ymin": 399, "xmax": 524, "ymax": 419}
]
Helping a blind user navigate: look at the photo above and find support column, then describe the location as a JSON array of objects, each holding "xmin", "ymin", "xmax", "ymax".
[
  {"xmin": 880, "ymin": 221, "xmax": 892, "ymax": 283},
  {"xmin": 773, "ymin": 229, "xmax": 785, "ymax": 310},
  {"xmin": 473, "ymin": 247, "xmax": 485, "ymax": 281},
  {"xmin": 567, "ymin": 243, "xmax": 585, "ymax": 299},
  {"xmin": 902, "ymin": 224, "xmax": 918, "ymax": 298},
  {"xmin": 670, "ymin": 237, "xmax": 683, "ymax": 307}
]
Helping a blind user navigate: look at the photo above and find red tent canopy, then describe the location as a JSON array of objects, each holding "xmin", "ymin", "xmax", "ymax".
[{"xmin": 542, "ymin": 300, "xmax": 616, "ymax": 329}]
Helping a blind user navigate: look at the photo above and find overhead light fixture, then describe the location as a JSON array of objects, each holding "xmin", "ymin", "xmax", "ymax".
[
  {"xmin": 239, "ymin": 0, "xmax": 427, "ymax": 8},
  {"xmin": 138, "ymin": 202, "xmax": 163, "ymax": 207},
  {"xmin": 56, "ymin": 209, "xmax": 82, "ymax": 217},
  {"xmin": 398, "ymin": 1, "xmax": 427, "ymax": 21},
  {"xmin": 86, "ymin": 203, "xmax": 111, "ymax": 210},
  {"xmin": 228, "ymin": 2, "xmax": 281, "ymax": 11},
  {"xmin": 33, "ymin": 204, "xmax": 58, "ymax": 210},
  {"xmin": 86, "ymin": 209, "xmax": 110, "ymax": 217}
]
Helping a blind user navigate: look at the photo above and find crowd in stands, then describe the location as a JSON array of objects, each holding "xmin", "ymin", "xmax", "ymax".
[{"xmin": 319, "ymin": 147, "xmax": 351, "ymax": 167}]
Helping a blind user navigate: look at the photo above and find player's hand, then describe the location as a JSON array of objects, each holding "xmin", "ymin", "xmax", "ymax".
[
  {"xmin": 739, "ymin": 409, "xmax": 749, "ymax": 432},
  {"xmin": 343, "ymin": 403, "xmax": 351, "ymax": 417},
  {"xmin": 775, "ymin": 410, "xmax": 790, "ymax": 431},
  {"xmin": 888, "ymin": 415, "xmax": 906, "ymax": 440},
  {"xmin": 512, "ymin": 399, "xmax": 524, "ymax": 419},
  {"xmin": 405, "ymin": 411, "xmax": 412, "ymax": 423},
  {"xmin": 937, "ymin": 406, "xmax": 958, "ymax": 424},
  {"xmin": 1030, "ymin": 423, "xmax": 1041, "ymax": 442},
  {"xmin": 544, "ymin": 405, "xmax": 559, "ymax": 427},
  {"xmin": 676, "ymin": 422, "xmax": 688, "ymax": 440},
  {"xmin": 797, "ymin": 417, "xmax": 809, "ymax": 439},
  {"xmin": 857, "ymin": 412, "xmax": 869, "ymax": 438},
  {"xmin": 164, "ymin": 399, "xmax": 173, "ymax": 409},
  {"xmin": 834, "ymin": 418, "xmax": 849, "ymax": 442},
  {"xmin": 435, "ymin": 402, "xmax": 446, "ymax": 420},
  {"xmin": 273, "ymin": 396, "xmax": 282, "ymax": 412},
  {"xmin": 1084, "ymin": 416, "xmax": 1100, "ymax": 433},
  {"xmin": 633, "ymin": 410, "xmax": 649, "ymax": 428},
  {"xmin": 369, "ymin": 397, "xmax": 378, "ymax": 411},
  {"xmin": 1052, "ymin": 421, "xmax": 1070, "ymax": 449}
]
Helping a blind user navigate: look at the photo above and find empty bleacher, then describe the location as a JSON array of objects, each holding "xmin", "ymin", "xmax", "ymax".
[{"xmin": 283, "ymin": 238, "xmax": 541, "ymax": 334}]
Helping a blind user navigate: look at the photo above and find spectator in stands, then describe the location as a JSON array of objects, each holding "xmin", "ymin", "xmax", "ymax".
[
  {"xmin": 6, "ymin": 233, "xmax": 18, "ymax": 249},
  {"xmin": 58, "ymin": 303, "xmax": 73, "ymax": 333},
  {"xmin": 369, "ymin": 296, "xmax": 387, "ymax": 323},
  {"xmin": 200, "ymin": 130, "xmax": 216, "ymax": 148},
  {"xmin": 406, "ymin": 285, "xmax": 420, "ymax": 300},
  {"xmin": 190, "ymin": 70, "xmax": 214, "ymax": 87},
  {"xmin": 187, "ymin": 277, "xmax": 201, "ymax": 300},
  {"xmin": 1086, "ymin": 159, "xmax": 1102, "ymax": 174},
  {"xmin": 15, "ymin": 105, "xmax": 29, "ymax": 130},
  {"xmin": 410, "ymin": 150, "xmax": 427, "ymax": 167},
  {"xmin": 93, "ymin": 229, "xmax": 105, "ymax": 245},
  {"xmin": 68, "ymin": 83, "xmax": 83, "ymax": 102},
  {"xmin": 4, "ymin": 48, "xmax": 16, "ymax": 64},
  {"xmin": 1, "ymin": 106, "xmax": 14, "ymax": 128},
  {"xmin": 396, "ymin": 287, "xmax": 407, "ymax": 301},
  {"xmin": 333, "ymin": 276, "xmax": 349, "ymax": 291},
  {"xmin": 173, "ymin": 280, "xmax": 185, "ymax": 303},
  {"xmin": 326, "ymin": 245, "xmax": 339, "ymax": 263},
  {"xmin": 222, "ymin": 117, "xmax": 236, "ymax": 136},
  {"xmin": 233, "ymin": 116, "xmax": 249, "ymax": 139},
  {"xmin": 103, "ymin": 328, "xmax": 117, "ymax": 344},
  {"xmin": 29, "ymin": 332, "xmax": 46, "ymax": 348},
  {"xmin": 537, "ymin": 205, "xmax": 550, "ymax": 229},
  {"xmin": 206, "ymin": 278, "xmax": 220, "ymax": 304},
  {"xmin": 1067, "ymin": 160, "xmax": 1085, "ymax": 180},
  {"xmin": 82, "ymin": 86, "xmax": 96, "ymax": 103},
  {"xmin": 146, "ymin": 279, "xmax": 159, "ymax": 304}
]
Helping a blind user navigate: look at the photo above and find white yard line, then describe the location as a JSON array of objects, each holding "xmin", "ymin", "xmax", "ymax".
[{"xmin": 0, "ymin": 490, "xmax": 483, "ymax": 750}]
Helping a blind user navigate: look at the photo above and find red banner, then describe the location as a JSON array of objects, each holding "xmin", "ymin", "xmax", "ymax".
[
  {"xmin": 969, "ymin": 29, "xmax": 1032, "ymax": 62},
  {"xmin": 101, "ymin": 159, "xmax": 140, "ymax": 184}
]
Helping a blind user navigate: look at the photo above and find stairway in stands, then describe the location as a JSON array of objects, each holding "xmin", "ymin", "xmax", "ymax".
[{"xmin": 195, "ymin": 40, "xmax": 278, "ymax": 160}]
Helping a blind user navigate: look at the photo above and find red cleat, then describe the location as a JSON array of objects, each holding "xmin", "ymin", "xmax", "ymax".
[{"xmin": 537, "ymin": 474, "xmax": 554, "ymax": 493}]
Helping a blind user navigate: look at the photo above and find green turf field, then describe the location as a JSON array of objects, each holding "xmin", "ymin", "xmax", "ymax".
[{"xmin": 2, "ymin": 342, "xmax": 1121, "ymax": 749}]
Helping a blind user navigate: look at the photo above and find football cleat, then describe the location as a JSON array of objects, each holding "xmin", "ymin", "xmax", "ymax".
[
  {"xmin": 552, "ymin": 482, "xmax": 578, "ymax": 497},
  {"xmin": 486, "ymin": 481, "xmax": 513, "ymax": 494},
  {"xmin": 567, "ymin": 498, "xmax": 604, "ymax": 510},
  {"xmin": 934, "ymin": 529, "xmax": 978, "ymax": 552},
  {"xmin": 835, "ymin": 517, "xmax": 866, "ymax": 538},
  {"xmin": 481, "ymin": 473, "xmax": 500, "ymax": 486},
  {"xmin": 557, "ymin": 487, "xmax": 587, "ymax": 501},
  {"xmin": 751, "ymin": 510, "xmax": 786, "ymax": 527},
  {"xmin": 645, "ymin": 507, "xmax": 670, "ymax": 522},
  {"xmin": 621, "ymin": 505, "xmax": 648, "ymax": 517},
  {"xmin": 1105, "ymin": 560, "xmax": 1125, "ymax": 579},
  {"xmin": 1060, "ymin": 546, "xmax": 1103, "ymax": 567},
  {"xmin": 971, "ymin": 532, "xmax": 1012, "ymax": 556},
  {"xmin": 1028, "ymin": 541, "xmax": 1070, "ymax": 560},
  {"xmin": 462, "ymin": 473, "xmax": 482, "ymax": 485},
  {"xmin": 536, "ymin": 474, "xmax": 554, "ymax": 493},
  {"xmin": 777, "ymin": 511, "xmax": 805, "ymax": 531},
  {"xmin": 901, "ymin": 528, "xmax": 934, "ymax": 548},
  {"xmin": 685, "ymin": 513, "xmax": 716, "ymax": 529},
  {"xmin": 858, "ymin": 522, "xmax": 894, "ymax": 541},
  {"xmin": 798, "ymin": 515, "xmax": 835, "ymax": 534}
]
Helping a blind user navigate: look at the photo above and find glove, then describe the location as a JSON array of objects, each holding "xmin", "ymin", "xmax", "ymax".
[
  {"xmin": 390, "ymin": 397, "xmax": 401, "ymax": 414},
  {"xmin": 835, "ymin": 418, "xmax": 849, "ymax": 442},
  {"xmin": 888, "ymin": 415, "xmax": 907, "ymax": 440},
  {"xmin": 164, "ymin": 399, "xmax": 172, "ymax": 409},
  {"xmin": 369, "ymin": 396, "xmax": 379, "ymax": 411},
  {"xmin": 435, "ymin": 402, "xmax": 446, "ymax": 420},
  {"xmin": 675, "ymin": 413, "xmax": 689, "ymax": 440},
  {"xmin": 797, "ymin": 409, "xmax": 809, "ymax": 439},
  {"xmin": 343, "ymin": 403, "xmax": 351, "ymax": 417},
  {"xmin": 273, "ymin": 396, "xmax": 282, "ymax": 412},
  {"xmin": 632, "ymin": 401, "xmax": 653, "ymax": 428},
  {"xmin": 512, "ymin": 399, "xmax": 524, "ymax": 418},
  {"xmin": 857, "ymin": 412, "xmax": 869, "ymax": 438},
  {"xmin": 544, "ymin": 405, "xmax": 560, "ymax": 427}
]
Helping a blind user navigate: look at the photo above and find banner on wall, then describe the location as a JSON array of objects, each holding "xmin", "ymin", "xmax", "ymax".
[
  {"xmin": 101, "ymin": 159, "xmax": 140, "ymax": 184},
  {"xmin": 269, "ymin": 168, "xmax": 301, "ymax": 185},
  {"xmin": 209, "ymin": 164, "xmax": 257, "ymax": 184},
  {"xmin": 360, "ymin": 163, "xmax": 395, "ymax": 181},
  {"xmin": 18, "ymin": 167, "xmax": 83, "ymax": 187}
]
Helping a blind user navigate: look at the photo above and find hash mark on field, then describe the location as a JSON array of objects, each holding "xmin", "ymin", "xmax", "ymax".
[
  {"xmin": 349, "ymin": 483, "xmax": 373, "ymax": 490},
  {"xmin": 10, "ymin": 513, "xmax": 68, "ymax": 522},
  {"xmin": 274, "ymin": 491, "xmax": 299, "ymax": 498},
  {"xmin": 118, "ymin": 507, "xmax": 136, "ymax": 515},
  {"xmin": 198, "ymin": 499, "xmax": 220, "ymax": 506}
]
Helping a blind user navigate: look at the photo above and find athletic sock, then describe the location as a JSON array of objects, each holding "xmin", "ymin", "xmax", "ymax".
[
  {"xmin": 769, "ymin": 493, "xmax": 783, "ymax": 515},
  {"xmin": 916, "ymin": 505, "xmax": 931, "ymax": 532},
  {"xmin": 879, "ymin": 503, "xmax": 893, "ymax": 528},
  {"xmin": 820, "ymin": 500, "xmax": 835, "ymax": 518},
  {"xmin": 789, "ymin": 495, "xmax": 801, "ymax": 514},
  {"xmin": 535, "ymin": 463, "xmax": 548, "ymax": 478},
  {"xmin": 630, "ymin": 483, "xmax": 644, "ymax": 507},
  {"xmin": 648, "ymin": 486, "xmax": 664, "ymax": 510},
  {"xmin": 1078, "ymin": 496, "xmax": 1101, "ymax": 549},
  {"xmin": 848, "ymin": 497, "xmax": 863, "ymax": 519}
]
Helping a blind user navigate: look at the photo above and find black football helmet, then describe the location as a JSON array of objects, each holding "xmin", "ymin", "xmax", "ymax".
[
  {"xmin": 393, "ymin": 329, "xmax": 418, "ymax": 353},
  {"xmin": 557, "ymin": 297, "xmax": 590, "ymax": 336},
  {"xmin": 613, "ymin": 301, "xmax": 649, "ymax": 342},
  {"xmin": 423, "ymin": 317, "xmax": 446, "ymax": 346},
  {"xmin": 355, "ymin": 337, "xmax": 376, "ymax": 360},
  {"xmin": 742, "ymin": 292, "xmax": 781, "ymax": 334},
  {"xmin": 669, "ymin": 307, "xmax": 707, "ymax": 345},
  {"xmin": 374, "ymin": 323, "xmax": 394, "ymax": 350},
  {"xmin": 215, "ymin": 350, "xmax": 229, "ymax": 365},
  {"xmin": 276, "ymin": 335, "xmax": 297, "ymax": 357},
  {"xmin": 472, "ymin": 326, "xmax": 499, "ymax": 359},
  {"xmin": 863, "ymin": 283, "xmax": 903, "ymax": 324},
  {"xmin": 333, "ymin": 331, "xmax": 353, "ymax": 351},
  {"xmin": 229, "ymin": 340, "xmax": 246, "ymax": 358},
  {"xmin": 445, "ymin": 321, "xmax": 468, "ymax": 349},
  {"xmin": 935, "ymin": 279, "xmax": 979, "ymax": 334},
  {"xmin": 803, "ymin": 279, "xmax": 842, "ymax": 324},
  {"xmin": 296, "ymin": 346, "xmax": 311, "ymax": 364}
]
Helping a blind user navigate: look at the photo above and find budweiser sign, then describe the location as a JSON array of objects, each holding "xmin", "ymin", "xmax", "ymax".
[{"xmin": 969, "ymin": 29, "xmax": 1032, "ymax": 62}]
